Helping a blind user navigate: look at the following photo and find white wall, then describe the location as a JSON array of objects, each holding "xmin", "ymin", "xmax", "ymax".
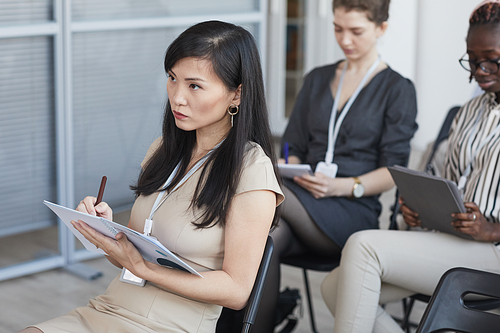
[
  {"xmin": 357, "ymin": 0, "xmax": 477, "ymax": 152},
  {"xmin": 367, "ymin": 0, "xmax": 478, "ymax": 151},
  {"xmin": 378, "ymin": 0, "xmax": 418, "ymax": 81},
  {"xmin": 412, "ymin": 0, "xmax": 478, "ymax": 151}
]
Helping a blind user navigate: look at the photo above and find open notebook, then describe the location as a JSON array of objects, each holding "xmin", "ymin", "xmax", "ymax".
[{"xmin": 44, "ymin": 200, "xmax": 202, "ymax": 277}]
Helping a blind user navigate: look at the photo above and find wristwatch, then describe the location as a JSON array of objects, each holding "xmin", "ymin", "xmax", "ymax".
[{"xmin": 351, "ymin": 177, "xmax": 365, "ymax": 198}]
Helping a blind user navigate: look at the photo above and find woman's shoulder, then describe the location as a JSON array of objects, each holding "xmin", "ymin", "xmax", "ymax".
[
  {"xmin": 453, "ymin": 92, "xmax": 492, "ymax": 124},
  {"xmin": 243, "ymin": 142, "xmax": 272, "ymax": 166},
  {"xmin": 303, "ymin": 62, "xmax": 340, "ymax": 83},
  {"xmin": 141, "ymin": 136, "xmax": 163, "ymax": 169},
  {"xmin": 461, "ymin": 92, "xmax": 492, "ymax": 109},
  {"xmin": 366, "ymin": 66, "xmax": 416, "ymax": 103},
  {"xmin": 239, "ymin": 142, "xmax": 284, "ymax": 205},
  {"xmin": 379, "ymin": 66, "xmax": 415, "ymax": 90}
]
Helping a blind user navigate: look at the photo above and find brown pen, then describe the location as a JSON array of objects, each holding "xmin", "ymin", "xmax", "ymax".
[{"xmin": 95, "ymin": 176, "xmax": 107, "ymax": 206}]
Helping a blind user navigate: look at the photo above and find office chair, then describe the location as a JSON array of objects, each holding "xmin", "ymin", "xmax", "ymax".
[
  {"xmin": 416, "ymin": 267, "xmax": 500, "ymax": 333},
  {"xmin": 281, "ymin": 253, "xmax": 340, "ymax": 333},
  {"xmin": 281, "ymin": 190, "xmax": 401, "ymax": 333},
  {"xmin": 241, "ymin": 236, "xmax": 274, "ymax": 333}
]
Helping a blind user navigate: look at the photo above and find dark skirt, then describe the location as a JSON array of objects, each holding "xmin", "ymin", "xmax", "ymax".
[{"xmin": 285, "ymin": 179, "xmax": 381, "ymax": 247}]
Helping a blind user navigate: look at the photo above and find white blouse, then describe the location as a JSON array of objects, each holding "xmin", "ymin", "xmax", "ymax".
[{"xmin": 445, "ymin": 92, "xmax": 500, "ymax": 224}]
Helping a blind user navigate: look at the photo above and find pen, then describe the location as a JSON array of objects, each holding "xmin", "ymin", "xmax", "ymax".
[
  {"xmin": 284, "ymin": 142, "xmax": 289, "ymax": 164},
  {"xmin": 95, "ymin": 176, "xmax": 107, "ymax": 206}
]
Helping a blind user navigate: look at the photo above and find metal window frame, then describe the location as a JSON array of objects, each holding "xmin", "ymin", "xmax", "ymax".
[
  {"xmin": 0, "ymin": 0, "xmax": 268, "ymax": 282},
  {"xmin": 0, "ymin": 0, "xmax": 65, "ymax": 281}
]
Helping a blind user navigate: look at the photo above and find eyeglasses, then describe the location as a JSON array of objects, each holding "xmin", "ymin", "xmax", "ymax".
[{"xmin": 459, "ymin": 55, "xmax": 500, "ymax": 74}]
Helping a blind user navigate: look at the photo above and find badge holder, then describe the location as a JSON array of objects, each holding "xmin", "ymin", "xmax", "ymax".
[
  {"xmin": 315, "ymin": 161, "xmax": 338, "ymax": 179},
  {"xmin": 120, "ymin": 267, "xmax": 146, "ymax": 287},
  {"xmin": 119, "ymin": 219, "xmax": 156, "ymax": 287}
]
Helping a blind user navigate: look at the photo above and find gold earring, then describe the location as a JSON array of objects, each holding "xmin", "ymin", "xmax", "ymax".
[{"xmin": 227, "ymin": 104, "xmax": 239, "ymax": 127}]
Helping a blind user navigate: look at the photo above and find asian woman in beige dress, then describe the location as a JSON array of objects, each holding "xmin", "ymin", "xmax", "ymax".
[{"xmin": 21, "ymin": 20, "xmax": 284, "ymax": 333}]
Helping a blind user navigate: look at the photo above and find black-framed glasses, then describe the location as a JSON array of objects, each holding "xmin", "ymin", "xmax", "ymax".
[{"xmin": 459, "ymin": 54, "xmax": 500, "ymax": 74}]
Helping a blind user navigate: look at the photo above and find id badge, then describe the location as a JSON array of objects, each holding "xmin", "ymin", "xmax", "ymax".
[
  {"xmin": 315, "ymin": 162, "xmax": 338, "ymax": 178},
  {"xmin": 120, "ymin": 268, "xmax": 146, "ymax": 287}
]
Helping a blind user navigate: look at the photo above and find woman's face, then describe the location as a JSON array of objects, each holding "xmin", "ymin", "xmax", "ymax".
[
  {"xmin": 466, "ymin": 25, "xmax": 500, "ymax": 94},
  {"xmin": 166, "ymin": 57, "xmax": 240, "ymax": 135},
  {"xmin": 333, "ymin": 7, "xmax": 387, "ymax": 61}
]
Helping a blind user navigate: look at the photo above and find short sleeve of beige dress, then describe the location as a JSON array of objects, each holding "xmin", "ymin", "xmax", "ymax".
[{"xmin": 32, "ymin": 139, "xmax": 284, "ymax": 333}]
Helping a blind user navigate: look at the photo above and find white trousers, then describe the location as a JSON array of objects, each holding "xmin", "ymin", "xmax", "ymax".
[{"xmin": 320, "ymin": 229, "xmax": 500, "ymax": 333}]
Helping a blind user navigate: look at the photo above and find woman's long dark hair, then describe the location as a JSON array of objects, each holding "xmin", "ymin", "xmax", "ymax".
[{"xmin": 131, "ymin": 20, "xmax": 281, "ymax": 229}]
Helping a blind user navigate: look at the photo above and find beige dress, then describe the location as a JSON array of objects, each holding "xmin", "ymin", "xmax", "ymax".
[{"xmin": 33, "ymin": 139, "xmax": 284, "ymax": 333}]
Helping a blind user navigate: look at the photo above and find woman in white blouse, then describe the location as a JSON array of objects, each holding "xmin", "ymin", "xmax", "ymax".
[{"xmin": 320, "ymin": 2, "xmax": 500, "ymax": 332}]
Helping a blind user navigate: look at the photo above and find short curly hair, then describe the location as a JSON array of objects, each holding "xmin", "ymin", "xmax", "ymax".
[{"xmin": 332, "ymin": 0, "xmax": 390, "ymax": 26}]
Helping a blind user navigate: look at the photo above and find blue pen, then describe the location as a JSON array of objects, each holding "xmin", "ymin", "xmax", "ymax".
[{"xmin": 284, "ymin": 142, "xmax": 289, "ymax": 164}]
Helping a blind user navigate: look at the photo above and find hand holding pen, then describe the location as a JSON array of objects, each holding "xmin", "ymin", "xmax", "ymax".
[
  {"xmin": 277, "ymin": 142, "xmax": 289, "ymax": 164},
  {"xmin": 95, "ymin": 176, "xmax": 107, "ymax": 206},
  {"xmin": 278, "ymin": 142, "xmax": 302, "ymax": 164},
  {"xmin": 75, "ymin": 176, "xmax": 113, "ymax": 220}
]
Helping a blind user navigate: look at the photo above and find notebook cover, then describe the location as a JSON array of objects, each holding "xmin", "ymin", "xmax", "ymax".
[{"xmin": 388, "ymin": 165, "xmax": 471, "ymax": 240}]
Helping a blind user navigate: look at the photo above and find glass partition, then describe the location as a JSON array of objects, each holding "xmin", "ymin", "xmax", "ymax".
[
  {"xmin": 0, "ymin": 0, "xmax": 53, "ymax": 25},
  {"xmin": 0, "ymin": 0, "xmax": 267, "ymax": 281},
  {"xmin": 72, "ymin": 0, "xmax": 260, "ymax": 21}
]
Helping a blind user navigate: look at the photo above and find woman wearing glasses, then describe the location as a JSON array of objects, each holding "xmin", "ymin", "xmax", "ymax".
[{"xmin": 320, "ymin": 1, "xmax": 500, "ymax": 332}]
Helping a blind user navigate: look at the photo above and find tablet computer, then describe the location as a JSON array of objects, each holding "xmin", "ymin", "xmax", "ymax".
[{"xmin": 388, "ymin": 165, "xmax": 471, "ymax": 240}]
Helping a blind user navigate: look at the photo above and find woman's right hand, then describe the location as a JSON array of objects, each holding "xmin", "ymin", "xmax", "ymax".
[
  {"xmin": 76, "ymin": 196, "xmax": 113, "ymax": 221},
  {"xmin": 399, "ymin": 196, "xmax": 421, "ymax": 227}
]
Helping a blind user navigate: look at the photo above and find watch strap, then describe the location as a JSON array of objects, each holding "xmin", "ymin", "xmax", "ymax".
[{"xmin": 351, "ymin": 177, "xmax": 362, "ymax": 198}]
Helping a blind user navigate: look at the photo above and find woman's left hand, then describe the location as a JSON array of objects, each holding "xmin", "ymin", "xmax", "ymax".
[
  {"xmin": 451, "ymin": 202, "xmax": 496, "ymax": 241},
  {"xmin": 293, "ymin": 173, "xmax": 349, "ymax": 198},
  {"xmin": 71, "ymin": 220, "xmax": 146, "ymax": 275}
]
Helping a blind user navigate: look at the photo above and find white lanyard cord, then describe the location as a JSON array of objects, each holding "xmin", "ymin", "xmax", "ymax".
[
  {"xmin": 458, "ymin": 107, "xmax": 500, "ymax": 191},
  {"xmin": 324, "ymin": 56, "xmax": 381, "ymax": 165},
  {"xmin": 147, "ymin": 140, "xmax": 223, "ymax": 225}
]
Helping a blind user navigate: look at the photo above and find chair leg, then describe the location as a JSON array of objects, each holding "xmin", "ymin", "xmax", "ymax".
[
  {"xmin": 242, "ymin": 323, "xmax": 251, "ymax": 333},
  {"xmin": 401, "ymin": 297, "xmax": 416, "ymax": 333},
  {"xmin": 302, "ymin": 269, "xmax": 319, "ymax": 333}
]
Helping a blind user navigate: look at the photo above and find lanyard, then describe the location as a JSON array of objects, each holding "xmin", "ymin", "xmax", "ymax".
[
  {"xmin": 324, "ymin": 57, "xmax": 381, "ymax": 164},
  {"xmin": 458, "ymin": 106, "xmax": 500, "ymax": 192},
  {"xmin": 144, "ymin": 141, "xmax": 222, "ymax": 235}
]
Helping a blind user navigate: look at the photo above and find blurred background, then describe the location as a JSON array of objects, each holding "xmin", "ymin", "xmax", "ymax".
[{"xmin": 0, "ymin": 0, "xmax": 477, "ymax": 331}]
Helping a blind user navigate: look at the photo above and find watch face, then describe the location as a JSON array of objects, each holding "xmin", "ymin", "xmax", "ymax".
[{"xmin": 353, "ymin": 184, "xmax": 365, "ymax": 198}]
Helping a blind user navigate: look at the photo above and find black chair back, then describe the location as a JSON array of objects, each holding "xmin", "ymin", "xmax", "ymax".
[
  {"xmin": 416, "ymin": 267, "xmax": 500, "ymax": 333},
  {"xmin": 241, "ymin": 236, "xmax": 274, "ymax": 333},
  {"xmin": 424, "ymin": 105, "xmax": 460, "ymax": 175}
]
